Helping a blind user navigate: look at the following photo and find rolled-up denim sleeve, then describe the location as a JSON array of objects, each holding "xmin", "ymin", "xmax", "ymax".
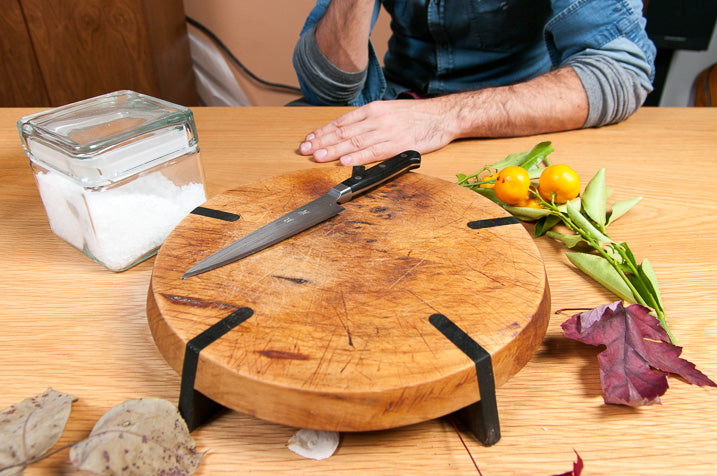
[
  {"xmin": 292, "ymin": 0, "xmax": 386, "ymax": 106},
  {"xmin": 545, "ymin": 0, "xmax": 656, "ymax": 127}
]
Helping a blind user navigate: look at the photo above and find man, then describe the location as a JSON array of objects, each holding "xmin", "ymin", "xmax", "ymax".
[{"xmin": 293, "ymin": 0, "xmax": 655, "ymax": 166}]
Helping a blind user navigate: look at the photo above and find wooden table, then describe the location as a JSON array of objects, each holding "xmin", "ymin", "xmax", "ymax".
[{"xmin": 1, "ymin": 106, "xmax": 716, "ymax": 475}]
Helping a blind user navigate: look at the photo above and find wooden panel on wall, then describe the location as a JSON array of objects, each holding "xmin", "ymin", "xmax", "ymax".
[
  {"xmin": 18, "ymin": 0, "xmax": 197, "ymax": 107},
  {"xmin": 21, "ymin": 0, "xmax": 156, "ymax": 105},
  {"xmin": 0, "ymin": 0, "xmax": 49, "ymax": 106},
  {"xmin": 142, "ymin": 0, "xmax": 197, "ymax": 105}
]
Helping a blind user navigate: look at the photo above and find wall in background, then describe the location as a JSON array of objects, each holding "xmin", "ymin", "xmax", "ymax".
[
  {"xmin": 183, "ymin": 1, "xmax": 713, "ymax": 108},
  {"xmin": 660, "ymin": 26, "xmax": 717, "ymax": 106},
  {"xmin": 1, "ymin": 0, "xmax": 197, "ymax": 107},
  {"xmin": 182, "ymin": 0, "xmax": 390, "ymax": 106}
]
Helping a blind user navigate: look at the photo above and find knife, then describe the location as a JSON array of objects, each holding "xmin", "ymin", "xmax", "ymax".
[{"xmin": 181, "ymin": 150, "xmax": 421, "ymax": 279}]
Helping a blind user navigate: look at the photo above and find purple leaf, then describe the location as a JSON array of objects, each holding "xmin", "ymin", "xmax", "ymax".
[{"xmin": 562, "ymin": 301, "xmax": 716, "ymax": 406}]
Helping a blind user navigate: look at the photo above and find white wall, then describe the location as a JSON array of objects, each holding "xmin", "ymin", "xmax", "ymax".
[{"xmin": 660, "ymin": 26, "xmax": 717, "ymax": 106}]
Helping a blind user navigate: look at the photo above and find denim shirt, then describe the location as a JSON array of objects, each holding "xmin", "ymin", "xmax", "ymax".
[{"xmin": 296, "ymin": 0, "xmax": 655, "ymax": 107}]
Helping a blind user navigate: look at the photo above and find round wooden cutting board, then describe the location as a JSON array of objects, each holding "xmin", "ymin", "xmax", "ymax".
[{"xmin": 147, "ymin": 167, "xmax": 550, "ymax": 432}]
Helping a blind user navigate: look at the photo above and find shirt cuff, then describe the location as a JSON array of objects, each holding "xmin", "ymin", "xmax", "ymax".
[
  {"xmin": 293, "ymin": 26, "xmax": 368, "ymax": 105},
  {"xmin": 569, "ymin": 52, "xmax": 651, "ymax": 128}
]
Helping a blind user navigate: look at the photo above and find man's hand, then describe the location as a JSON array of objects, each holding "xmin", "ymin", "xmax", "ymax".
[
  {"xmin": 299, "ymin": 98, "xmax": 460, "ymax": 166},
  {"xmin": 298, "ymin": 67, "xmax": 589, "ymax": 166}
]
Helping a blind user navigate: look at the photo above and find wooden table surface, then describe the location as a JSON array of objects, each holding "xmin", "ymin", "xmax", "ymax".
[{"xmin": 1, "ymin": 106, "xmax": 716, "ymax": 475}]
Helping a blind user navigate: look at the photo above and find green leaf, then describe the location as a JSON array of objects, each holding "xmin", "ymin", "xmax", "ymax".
[
  {"xmin": 566, "ymin": 252, "xmax": 636, "ymax": 303},
  {"xmin": 619, "ymin": 242, "xmax": 638, "ymax": 265},
  {"xmin": 606, "ymin": 197, "xmax": 643, "ymax": 226},
  {"xmin": 518, "ymin": 141, "xmax": 554, "ymax": 171},
  {"xmin": 484, "ymin": 151, "xmax": 529, "ymax": 172},
  {"xmin": 604, "ymin": 244, "xmax": 626, "ymax": 266},
  {"xmin": 456, "ymin": 173, "xmax": 468, "ymax": 183},
  {"xmin": 628, "ymin": 272, "xmax": 658, "ymax": 310},
  {"xmin": 547, "ymin": 231, "xmax": 584, "ymax": 248},
  {"xmin": 471, "ymin": 187, "xmax": 503, "ymax": 205},
  {"xmin": 527, "ymin": 168, "xmax": 543, "ymax": 180},
  {"xmin": 534, "ymin": 214, "xmax": 562, "ymax": 237},
  {"xmin": 566, "ymin": 199, "xmax": 613, "ymax": 244},
  {"xmin": 477, "ymin": 141, "xmax": 554, "ymax": 175},
  {"xmin": 638, "ymin": 258, "xmax": 664, "ymax": 311},
  {"xmin": 504, "ymin": 204, "xmax": 552, "ymax": 220},
  {"xmin": 581, "ymin": 168, "xmax": 607, "ymax": 229}
]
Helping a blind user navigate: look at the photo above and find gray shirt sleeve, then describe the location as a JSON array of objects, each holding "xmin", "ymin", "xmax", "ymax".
[
  {"xmin": 293, "ymin": 26, "xmax": 368, "ymax": 105},
  {"xmin": 569, "ymin": 54, "xmax": 651, "ymax": 128},
  {"xmin": 565, "ymin": 36, "xmax": 654, "ymax": 128}
]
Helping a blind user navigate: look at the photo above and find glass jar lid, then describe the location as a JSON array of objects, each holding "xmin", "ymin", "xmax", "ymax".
[{"xmin": 18, "ymin": 90, "xmax": 198, "ymax": 187}]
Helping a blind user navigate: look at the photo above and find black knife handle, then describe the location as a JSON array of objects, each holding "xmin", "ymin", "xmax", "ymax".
[{"xmin": 335, "ymin": 150, "xmax": 421, "ymax": 203}]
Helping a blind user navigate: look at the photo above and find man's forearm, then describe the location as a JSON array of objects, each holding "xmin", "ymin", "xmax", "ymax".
[
  {"xmin": 299, "ymin": 67, "xmax": 591, "ymax": 167},
  {"xmin": 314, "ymin": 0, "xmax": 375, "ymax": 72},
  {"xmin": 446, "ymin": 67, "xmax": 589, "ymax": 139}
]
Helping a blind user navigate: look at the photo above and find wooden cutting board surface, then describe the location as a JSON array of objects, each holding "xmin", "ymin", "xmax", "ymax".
[{"xmin": 147, "ymin": 167, "xmax": 550, "ymax": 431}]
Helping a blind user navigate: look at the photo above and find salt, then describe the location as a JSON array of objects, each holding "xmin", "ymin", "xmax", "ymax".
[
  {"xmin": 36, "ymin": 168, "xmax": 206, "ymax": 270},
  {"xmin": 19, "ymin": 90, "xmax": 208, "ymax": 271}
]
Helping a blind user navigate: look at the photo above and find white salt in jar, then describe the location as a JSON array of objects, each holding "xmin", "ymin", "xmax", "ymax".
[{"xmin": 18, "ymin": 90, "xmax": 208, "ymax": 271}]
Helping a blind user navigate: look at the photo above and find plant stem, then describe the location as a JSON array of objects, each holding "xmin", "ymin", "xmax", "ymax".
[
  {"xmin": 0, "ymin": 442, "xmax": 75, "ymax": 472},
  {"xmin": 539, "ymin": 200, "xmax": 676, "ymax": 343}
]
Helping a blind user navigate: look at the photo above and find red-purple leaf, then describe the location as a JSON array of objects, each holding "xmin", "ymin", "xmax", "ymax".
[
  {"xmin": 562, "ymin": 301, "xmax": 716, "ymax": 406},
  {"xmin": 553, "ymin": 450, "xmax": 583, "ymax": 476}
]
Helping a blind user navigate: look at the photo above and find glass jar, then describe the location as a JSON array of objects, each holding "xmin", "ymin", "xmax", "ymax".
[{"xmin": 18, "ymin": 90, "xmax": 208, "ymax": 272}]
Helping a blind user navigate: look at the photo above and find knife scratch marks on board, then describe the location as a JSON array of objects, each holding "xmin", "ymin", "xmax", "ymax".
[
  {"xmin": 272, "ymin": 275, "xmax": 312, "ymax": 285},
  {"xmin": 387, "ymin": 255, "xmax": 428, "ymax": 289},
  {"xmin": 415, "ymin": 324, "xmax": 442, "ymax": 367},
  {"xmin": 160, "ymin": 293, "xmax": 239, "ymax": 310},
  {"xmin": 403, "ymin": 288, "xmax": 440, "ymax": 315},
  {"xmin": 401, "ymin": 289, "xmax": 443, "ymax": 365},
  {"xmin": 257, "ymin": 349, "xmax": 310, "ymax": 360},
  {"xmin": 305, "ymin": 334, "xmax": 334, "ymax": 388},
  {"xmin": 335, "ymin": 291, "xmax": 354, "ymax": 348},
  {"xmin": 343, "ymin": 220, "xmax": 376, "ymax": 228},
  {"xmin": 370, "ymin": 206, "xmax": 393, "ymax": 219},
  {"xmin": 464, "ymin": 268, "xmax": 506, "ymax": 287},
  {"xmin": 339, "ymin": 352, "xmax": 355, "ymax": 374}
]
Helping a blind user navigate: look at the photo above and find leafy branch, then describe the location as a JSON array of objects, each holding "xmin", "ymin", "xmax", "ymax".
[
  {"xmin": 537, "ymin": 174, "xmax": 674, "ymax": 344},
  {"xmin": 457, "ymin": 142, "xmax": 717, "ymax": 406},
  {"xmin": 457, "ymin": 142, "xmax": 674, "ymax": 343}
]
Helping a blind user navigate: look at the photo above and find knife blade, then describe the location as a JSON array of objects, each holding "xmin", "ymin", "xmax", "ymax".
[{"xmin": 181, "ymin": 150, "xmax": 421, "ymax": 279}]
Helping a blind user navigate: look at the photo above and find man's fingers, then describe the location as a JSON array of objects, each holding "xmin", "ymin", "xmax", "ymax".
[
  {"xmin": 304, "ymin": 114, "xmax": 374, "ymax": 151},
  {"xmin": 297, "ymin": 99, "xmax": 448, "ymax": 166},
  {"xmin": 338, "ymin": 141, "xmax": 400, "ymax": 166},
  {"xmin": 312, "ymin": 128, "xmax": 384, "ymax": 162},
  {"xmin": 298, "ymin": 104, "xmax": 383, "ymax": 153}
]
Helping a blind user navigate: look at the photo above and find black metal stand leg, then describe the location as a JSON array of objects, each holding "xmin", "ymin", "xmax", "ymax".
[
  {"xmin": 179, "ymin": 388, "xmax": 224, "ymax": 432},
  {"xmin": 177, "ymin": 307, "xmax": 254, "ymax": 431},
  {"xmin": 455, "ymin": 359, "xmax": 500, "ymax": 446},
  {"xmin": 429, "ymin": 313, "xmax": 501, "ymax": 446}
]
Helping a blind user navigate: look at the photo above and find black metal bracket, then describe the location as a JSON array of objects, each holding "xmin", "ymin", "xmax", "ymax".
[
  {"xmin": 429, "ymin": 313, "xmax": 501, "ymax": 446},
  {"xmin": 176, "ymin": 307, "xmax": 500, "ymax": 446},
  {"xmin": 178, "ymin": 307, "xmax": 253, "ymax": 431}
]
